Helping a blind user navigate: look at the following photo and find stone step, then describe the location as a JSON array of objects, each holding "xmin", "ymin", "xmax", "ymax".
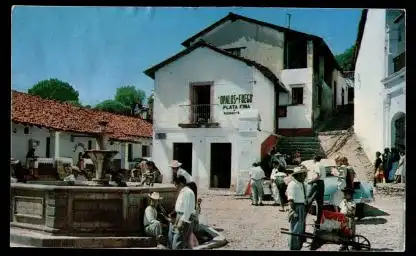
[
  {"xmin": 277, "ymin": 144, "xmax": 321, "ymax": 149},
  {"xmin": 279, "ymin": 139, "xmax": 320, "ymax": 143},
  {"xmin": 10, "ymin": 227, "xmax": 157, "ymax": 248}
]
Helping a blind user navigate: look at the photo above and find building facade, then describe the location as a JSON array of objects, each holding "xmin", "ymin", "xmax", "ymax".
[
  {"xmin": 11, "ymin": 91, "xmax": 153, "ymax": 168},
  {"xmin": 354, "ymin": 9, "xmax": 406, "ymax": 162},
  {"xmin": 145, "ymin": 12, "xmax": 346, "ymax": 190}
]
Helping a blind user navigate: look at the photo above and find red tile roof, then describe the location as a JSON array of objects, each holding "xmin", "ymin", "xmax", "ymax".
[{"xmin": 11, "ymin": 90, "xmax": 153, "ymax": 141}]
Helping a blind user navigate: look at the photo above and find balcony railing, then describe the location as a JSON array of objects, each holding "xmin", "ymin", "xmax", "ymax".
[
  {"xmin": 178, "ymin": 104, "xmax": 220, "ymax": 128},
  {"xmin": 393, "ymin": 51, "xmax": 406, "ymax": 73}
]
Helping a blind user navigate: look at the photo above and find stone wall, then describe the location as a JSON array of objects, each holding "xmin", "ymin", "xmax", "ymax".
[{"xmin": 10, "ymin": 183, "xmax": 177, "ymax": 235}]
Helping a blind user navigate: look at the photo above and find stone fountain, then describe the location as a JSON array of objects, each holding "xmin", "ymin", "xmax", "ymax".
[
  {"xmin": 10, "ymin": 120, "xmax": 227, "ymax": 249},
  {"xmin": 85, "ymin": 121, "xmax": 118, "ymax": 186}
]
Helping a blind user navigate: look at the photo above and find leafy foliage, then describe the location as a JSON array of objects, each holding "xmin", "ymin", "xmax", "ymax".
[
  {"xmin": 114, "ymin": 86, "xmax": 146, "ymax": 109},
  {"xmin": 335, "ymin": 45, "xmax": 355, "ymax": 71},
  {"xmin": 94, "ymin": 99, "xmax": 131, "ymax": 115},
  {"xmin": 28, "ymin": 78, "xmax": 79, "ymax": 102}
]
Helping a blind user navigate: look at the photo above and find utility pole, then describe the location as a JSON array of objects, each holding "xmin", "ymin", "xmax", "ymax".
[{"xmin": 285, "ymin": 13, "xmax": 291, "ymax": 69}]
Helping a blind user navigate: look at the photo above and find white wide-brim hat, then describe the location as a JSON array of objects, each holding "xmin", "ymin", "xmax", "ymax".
[
  {"xmin": 71, "ymin": 166, "xmax": 81, "ymax": 172},
  {"xmin": 148, "ymin": 192, "xmax": 163, "ymax": 200},
  {"xmin": 169, "ymin": 160, "xmax": 182, "ymax": 168},
  {"xmin": 292, "ymin": 166, "xmax": 308, "ymax": 175}
]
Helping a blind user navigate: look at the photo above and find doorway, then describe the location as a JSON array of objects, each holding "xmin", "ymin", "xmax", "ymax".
[
  {"xmin": 210, "ymin": 143, "xmax": 232, "ymax": 188},
  {"xmin": 173, "ymin": 143, "xmax": 193, "ymax": 175},
  {"xmin": 391, "ymin": 112, "xmax": 405, "ymax": 149},
  {"xmin": 341, "ymin": 88, "xmax": 345, "ymax": 106},
  {"xmin": 333, "ymin": 81, "xmax": 337, "ymax": 109},
  {"xmin": 190, "ymin": 84, "xmax": 211, "ymax": 123}
]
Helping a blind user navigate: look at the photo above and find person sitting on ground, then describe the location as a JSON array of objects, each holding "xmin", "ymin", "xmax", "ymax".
[
  {"xmin": 64, "ymin": 166, "xmax": 87, "ymax": 182},
  {"xmin": 338, "ymin": 187, "xmax": 357, "ymax": 251},
  {"xmin": 170, "ymin": 160, "xmax": 193, "ymax": 184},
  {"xmin": 144, "ymin": 192, "xmax": 166, "ymax": 244},
  {"xmin": 249, "ymin": 165, "xmax": 266, "ymax": 206}
]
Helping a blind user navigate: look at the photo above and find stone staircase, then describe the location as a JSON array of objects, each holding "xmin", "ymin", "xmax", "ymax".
[{"xmin": 276, "ymin": 136, "xmax": 325, "ymax": 161}]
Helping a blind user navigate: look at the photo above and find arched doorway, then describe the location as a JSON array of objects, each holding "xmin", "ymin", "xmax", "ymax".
[{"xmin": 391, "ymin": 112, "xmax": 405, "ymax": 149}]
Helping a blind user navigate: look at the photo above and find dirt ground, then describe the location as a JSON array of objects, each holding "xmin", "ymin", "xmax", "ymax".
[{"xmin": 199, "ymin": 189, "xmax": 405, "ymax": 251}]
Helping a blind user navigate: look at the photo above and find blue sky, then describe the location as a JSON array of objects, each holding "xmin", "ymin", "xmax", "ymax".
[{"xmin": 12, "ymin": 7, "xmax": 362, "ymax": 106}]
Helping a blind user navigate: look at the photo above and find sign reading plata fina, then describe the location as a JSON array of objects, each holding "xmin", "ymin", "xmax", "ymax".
[{"xmin": 218, "ymin": 94, "xmax": 253, "ymax": 115}]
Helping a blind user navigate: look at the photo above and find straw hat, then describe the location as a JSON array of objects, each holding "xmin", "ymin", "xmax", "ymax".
[
  {"xmin": 71, "ymin": 166, "xmax": 81, "ymax": 172},
  {"xmin": 148, "ymin": 192, "xmax": 163, "ymax": 200},
  {"xmin": 292, "ymin": 166, "xmax": 308, "ymax": 175},
  {"xmin": 169, "ymin": 160, "xmax": 182, "ymax": 168},
  {"xmin": 250, "ymin": 166, "xmax": 263, "ymax": 172}
]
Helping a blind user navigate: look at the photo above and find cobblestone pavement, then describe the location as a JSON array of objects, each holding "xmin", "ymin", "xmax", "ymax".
[{"xmin": 199, "ymin": 189, "xmax": 405, "ymax": 251}]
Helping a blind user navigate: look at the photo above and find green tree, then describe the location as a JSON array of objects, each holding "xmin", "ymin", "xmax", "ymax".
[
  {"xmin": 335, "ymin": 45, "xmax": 355, "ymax": 71},
  {"xmin": 28, "ymin": 78, "xmax": 79, "ymax": 102},
  {"xmin": 84, "ymin": 105, "xmax": 92, "ymax": 109},
  {"xmin": 114, "ymin": 86, "xmax": 146, "ymax": 108},
  {"xmin": 94, "ymin": 100, "xmax": 132, "ymax": 115},
  {"xmin": 147, "ymin": 91, "xmax": 154, "ymax": 119}
]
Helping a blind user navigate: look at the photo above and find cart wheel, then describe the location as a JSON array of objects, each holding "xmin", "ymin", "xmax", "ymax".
[{"xmin": 350, "ymin": 235, "xmax": 371, "ymax": 251}]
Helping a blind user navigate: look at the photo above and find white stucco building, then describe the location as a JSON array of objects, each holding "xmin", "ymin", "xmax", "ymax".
[
  {"xmin": 144, "ymin": 12, "xmax": 347, "ymax": 190},
  {"xmin": 354, "ymin": 9, "xmax": 405, "ymax": 162},
  {"xmin": 11, "ymin": 91, "xmax": 153, "ymax": 168}
]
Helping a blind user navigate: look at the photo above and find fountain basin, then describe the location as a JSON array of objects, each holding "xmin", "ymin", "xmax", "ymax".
[{"xmin": 10, "ymin": 182, "xmax": 177, "ymax": 247}]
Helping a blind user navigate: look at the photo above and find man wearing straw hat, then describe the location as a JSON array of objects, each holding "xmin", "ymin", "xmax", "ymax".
[
  {"xmin": 170, "ymin": 160, "xmax": 193, "ymax": 184},
  {"xmin": 144, "ymin": 192, "xmax": 164, "ymax": 242},
  {"xmin": 286, "ymin": 166, "xmax": 308, "ymax": 250}
]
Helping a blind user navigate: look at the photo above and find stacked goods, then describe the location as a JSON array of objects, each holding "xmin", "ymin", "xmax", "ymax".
[{"xmin": 320, "ymin": 210, "xmax": 353, "ymax": 237}]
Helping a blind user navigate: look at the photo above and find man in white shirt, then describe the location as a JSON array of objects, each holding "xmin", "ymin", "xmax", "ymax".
[
  {"xmin": 286, "ymin": 166, "xmax": 308, "ymax": 251},
  {"xmin": 171, "ymin": 175, "xmax": 195, "ymax": 249},
  {"xmin": 249, "ymin": 165, "xmax": 266, "ymax": 206},
  {"xmin": 143, "ymin": 192, "xmax": 164, "ymax": 242},
  {"xmin": 313, "ymin": 155, "xmax": 326, "ymax": 179},
  {"xmin": 270, "ymin": 160, "xmax": 288, "ymax": 211},
  {"xmin": 170, "ymin": 160, "xmax": 193, "ymax": 184}
]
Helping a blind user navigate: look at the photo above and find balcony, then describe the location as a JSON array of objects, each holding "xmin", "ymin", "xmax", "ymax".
[
  {"xmin": 393, "ymin": 51, "xmax": 406, "ymax": 73},
  {"xmin": 178, "ymin": 104, "xmax": 220, "ymax": 128}
]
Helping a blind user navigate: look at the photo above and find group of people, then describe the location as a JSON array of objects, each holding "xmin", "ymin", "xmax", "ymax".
[
  {"xmin": 374, "ymin": 147, "xmax": 406, "ymax": 185},
  {"xmin": 249, "ymin": 154, "xmax": 357, "ymax": 251},
  {"xmin": 130, "ymin": 160, "xmax": 164, "ymax": 185},
  {"xmin": 143, "ymin": 160, "xmax": 202, "ymax": 249}
]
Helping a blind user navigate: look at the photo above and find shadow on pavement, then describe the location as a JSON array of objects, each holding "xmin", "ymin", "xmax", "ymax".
[
  {"xmin": 356, "ymin": 217, "xmax": 388, "ymax": 225},
  {"xmin": 370, "ymin": 248, "xmax": 394, "ymax": 252}
]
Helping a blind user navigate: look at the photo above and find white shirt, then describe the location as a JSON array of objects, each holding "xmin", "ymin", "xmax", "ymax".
[
  {"xmin": 175, "ymin": 186, "xmax": 196, "ymax": 223},
  {"xmin": 286, "ymin": 179, "xmax": 307, "ymax": 204},
  {"xmin": 249, "ymin": 167, "xmax": 265, "ymax": 181},
  {"xmin": 143, "ymin": 205, "xmax": 160, "ymax": 227},
  {"xmin": 177, "ymin": 168, "xmax": 193, "ymax": 183},
  {"xmin": 314, "ymin": 162, "xmax": 326, "ymax": 179},
  {"xmin": 270, "ymin": 168, "xmax": 287, "ymax": 180}
]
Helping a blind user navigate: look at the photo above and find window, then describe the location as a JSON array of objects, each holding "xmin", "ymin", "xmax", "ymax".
[
  {"xmin": 24, "ymin": 127, "xmax": 29, "ymax": 134},
  {"xmin": 88, "ymin": 140, "xmax": 92, "ymax": 149},
  {"xmin": 128, "ymin": 144, "xmax": 133, "ymax": 162},
  {"xmin": 291, "ymin": 88, "xmax": 304, "ymax": 105},
  {"xmin": 142, "ymin": 145, "xmax": 150, "ymax": 157},
  {"xmin": 277, "ymin": 106, "xmax": 287, "ymax": 117}
]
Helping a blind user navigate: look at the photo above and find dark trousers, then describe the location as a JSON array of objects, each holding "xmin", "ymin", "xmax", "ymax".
[{"xmin": 315, "ymin": 199, "xmax": 323, "ymax": 224}]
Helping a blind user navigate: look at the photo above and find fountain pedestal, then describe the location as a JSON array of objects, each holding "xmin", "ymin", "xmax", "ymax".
[{"xmin": 85, "ymin": 149, "xmax": 118, "ymax": 186}]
